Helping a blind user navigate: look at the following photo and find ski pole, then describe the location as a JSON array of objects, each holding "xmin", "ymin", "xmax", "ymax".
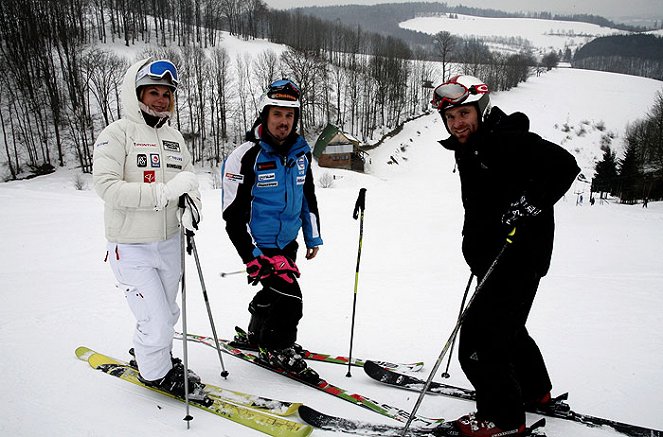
[
  {"xmin": 346, "ymin": 188, "xmax": 367, "ymax": 378},
  {"xmin": 178, "ymin": 196, "xmax": 193, "ymax": 428},
  {"xmin": 219, "ymin": 269, "xmax": 246, "ymax": 278},
  {"xmin": 400, "ymin": 228, "xmax": 516, "ymax": 436},
  {"xmin": 441, "ymin": 273, "xmax": 473, "ymax": 378},
  {"xmin": 186, "ymin": 227, "xmax": 229, "ymax": 379}
]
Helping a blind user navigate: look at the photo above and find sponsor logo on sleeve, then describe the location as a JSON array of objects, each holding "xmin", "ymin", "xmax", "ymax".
[
  {"xmin": 137, "ymin": 154, "xmax": 148, "ymax": 167},
  {"xmin": 95, "ymin": 140, "xmax": 109, "ymax": 148},
  {"xmin": 163, "ymin": 140, "xmax": 181, "ymax": 152},
  {"xmin": 296, "ymin": 176, "xmax": 306, "ymax": 185},
  {"xmin": 224, "ymin": 172, "xmax": 244, "ymax": 183},
  {"xmin": 150, "ymin": 154, "xmax": 161, "ymax": 168},
  {"xmin": 143, "ymin": 170, "xmax": 156, "ymax": 183}
]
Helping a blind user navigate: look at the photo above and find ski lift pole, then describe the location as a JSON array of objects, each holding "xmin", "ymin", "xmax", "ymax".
[
  {"xmin": 400, "ymin": 228, "xmax": 516, "ymax": 436},
  {"xmin": 346, "ymin": 188, "xmax": 367, "ymax": 378}
]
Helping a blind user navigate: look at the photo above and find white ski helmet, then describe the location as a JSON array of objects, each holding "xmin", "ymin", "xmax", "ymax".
[
  {"xmin": 259, "ymin": 79, "xmax": 301, "ymax": 125},
  {"xmin": 431, "ymin": 75, "xmax": 491, "ymax": 131},
  {"xmin": 135, "ymin": 59, "xmax": 179, "ymax": 92}
]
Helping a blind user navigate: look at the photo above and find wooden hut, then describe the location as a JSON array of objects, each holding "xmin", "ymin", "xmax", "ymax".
[{"xmin": 313, "ymin": 123, "xmax": 366, "ymax": 172}]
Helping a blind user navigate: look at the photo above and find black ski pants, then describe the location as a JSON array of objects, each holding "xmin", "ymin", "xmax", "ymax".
[
  {"xmin": 458, "ymin": 261, "xmax": 552, "ymax": 429},
  {"xmin": 247, "ymin": 241, "xmax": 303, "ymax": 351}
]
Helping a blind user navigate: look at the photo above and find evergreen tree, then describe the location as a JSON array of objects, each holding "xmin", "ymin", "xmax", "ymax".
[
  {"xmin": 617, "ymin": 141, "xmax": 642, "ymax": 204},
  {"xmin": 592, "ymin": 146, "xmax": 618, "ymax": 198}
]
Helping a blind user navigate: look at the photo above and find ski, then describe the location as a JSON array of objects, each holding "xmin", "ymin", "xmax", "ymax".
[
  {"xmin": 75, "ymin": 346, "xmax": 300, "ymax": 416},
  {"xmin": 297, "ymin": 405, "xmax": 547, "ymax": 436},
  {"xmin": 183, "ymin": 337, "xmax": 444, "ymax": 427},
  {"xmin": 75, "ymin": 347, "xmax": 311, "ymax": 437},
  {"xmin": 364, "ymin": 360, "xmax": 663, "ymax": 437},
  {"xmin": 175, "ymin": 328, "xmax": 424, "ymax": 372}
]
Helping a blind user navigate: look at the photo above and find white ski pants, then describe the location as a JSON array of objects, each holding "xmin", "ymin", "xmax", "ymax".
[{"xmin": 107, "ymin": 235, "xmax": 181, "ymax": 380}]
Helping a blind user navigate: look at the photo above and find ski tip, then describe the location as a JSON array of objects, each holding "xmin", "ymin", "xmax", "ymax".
[
  {"xmin": 88, "ymin": 352, "xmax": 123, "ymax": 369},
  {"xmin": 75, "ymin": 346, "xmax": 95, "ymax": 361},
  {"xmin": 528, "ymin": 418, "xmax": 546, "ymax": 435}
]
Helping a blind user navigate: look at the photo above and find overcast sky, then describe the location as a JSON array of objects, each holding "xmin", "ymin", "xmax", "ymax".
[{"xmin": 263, "ymin": 0, "xmax": 663, "ymax": 21}]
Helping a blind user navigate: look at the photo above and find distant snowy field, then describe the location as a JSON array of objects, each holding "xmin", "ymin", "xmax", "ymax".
[
  {"xmin": 1, "ymin": 36, "xmax": 663, "ymax": 437},
  {"xmin": 401, "ymin": 14, "xmax": 627, "ymax": 55}
]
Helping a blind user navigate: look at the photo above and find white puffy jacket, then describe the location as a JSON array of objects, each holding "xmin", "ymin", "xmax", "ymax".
[{"xmin": 93, "ymin": 58, "xmax": 199, "ymax": 244}]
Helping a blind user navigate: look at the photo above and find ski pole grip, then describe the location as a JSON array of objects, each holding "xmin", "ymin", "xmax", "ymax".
[{"xmin": 353, "ymin": 188, "xmax": 367, "ymax": 219}]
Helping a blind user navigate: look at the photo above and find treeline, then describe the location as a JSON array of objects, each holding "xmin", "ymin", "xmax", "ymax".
[
  {"xmin": 573, "ymin": 34, "xmax": 663, "ymax": 80},
  {"xmin": 592, "ymin": 90, "xmax": 663, "ymax": 203},
  {"xmin": 0, "ymin": 0, "xmax": 535, "ymax": 181},
  {"xmin": 298, "ymin": 2, "xmax": 656, "ymax": 51}
]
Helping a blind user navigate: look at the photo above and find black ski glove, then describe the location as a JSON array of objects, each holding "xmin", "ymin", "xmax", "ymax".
[{"xmin": 502, "ymin": 195, "xmax": 541, "ymax": 226}]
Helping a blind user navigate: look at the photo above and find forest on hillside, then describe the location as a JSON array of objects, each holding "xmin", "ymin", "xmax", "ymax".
[
  {"xmin": 573, "ymin": 34, "xmax": 663, "ymax": 80},
  {"xmin": 0, "ymin": 0, "xmax": 540, "ymax": 181},
  {"xmin": 592, "ymin": 91, "xmax": 663, "ymax": 202}
]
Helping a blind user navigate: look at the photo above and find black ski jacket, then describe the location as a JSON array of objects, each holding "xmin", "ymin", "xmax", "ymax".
[{"xmin": 441, "ymin": 107, "xmax": 580, "ymax": 277}]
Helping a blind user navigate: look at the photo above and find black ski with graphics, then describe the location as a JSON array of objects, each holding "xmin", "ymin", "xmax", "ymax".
[
  {"xmin": 363, "ymin": 360, "xmax": 662, "ymax": 437},
  {"xmin": 297, "ymin": 405, "xmax": 547, "ymax": 436}
]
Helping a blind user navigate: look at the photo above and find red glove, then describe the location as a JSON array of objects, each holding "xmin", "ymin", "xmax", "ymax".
[
  {"xmin": 268, "ymin": 255, "xmax": 300, "ymax": 284},
  {"xmin": 246, "ymin": 256, "xmax": 273, "ymax": 285}
]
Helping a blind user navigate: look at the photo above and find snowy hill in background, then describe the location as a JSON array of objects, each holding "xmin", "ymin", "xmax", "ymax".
[
  {"xmin": 401, "ymin": 14, "xmax": 627, "ymax": 56},
  {"xmin": 2, "ymin": 41, "xmax": 663, "ymax": 437}
]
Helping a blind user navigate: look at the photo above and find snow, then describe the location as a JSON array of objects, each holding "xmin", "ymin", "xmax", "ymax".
[
  {"xmin": 3, "ymin": 12, "xmax": 663, "ymax": 435},
  {"xmin": 1, "ymin": 65, "xmax": 662, "ymax": 436},
  {"xmin": 401, "ymin": 14, "xmax": 627, "ymax": 55}
]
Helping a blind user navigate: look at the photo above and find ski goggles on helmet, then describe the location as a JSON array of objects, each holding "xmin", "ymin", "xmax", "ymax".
[
  {"xmin": 137, "ymin": 60, "xmax": 179, "ymax": 86},
  {"xmin": 431, "ymin": 80, "xmax": 488, "ymax": 110},
  {"xmin": 267, "ymin": 79, "xmax": 300, "ymax": 102}
]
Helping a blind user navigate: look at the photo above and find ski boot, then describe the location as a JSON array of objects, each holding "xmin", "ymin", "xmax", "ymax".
[
  {"xmin": 129, "ymin": 349, "xmax": 209, "ymax": 404},
  {"xmin": 259, "ymin": 345, "xmax": 320, "ymax": 383},
  {"xmin": 231, "ymin": 326, "xmax": 306, "ymax": 355},
  {"xmin": 229, "ymin": 326, "xmax": 259, "ymax": 350},
  {"xmin": 452, "ymin": 412, "xmax": 526, "ymax": 437},
  {"xmin": 525, "ymin": 392, "xmax": 572, "ymax": 418}
]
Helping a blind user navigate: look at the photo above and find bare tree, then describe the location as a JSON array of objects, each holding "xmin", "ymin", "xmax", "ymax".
[
  {"xmin": 280, "ymin": 48, "xmax": 326, "ymax": 132},
  {"xmin": 234, "ymin": 53, "xmax": 251, "ymax": 137},
  {"xmin": 209, "ymin": 47, "xmax": 231, "ymax": 162},
  {"xmin": 433, "ymin": 31, "xmax": 456, "ymax": 82},
  {"xmin": 254, "ymin": 49, "xmax": 280, "ymax": 89},
  {"xmin": 86, "ymin": 49, "xmax": 127, "ymax": 126}
]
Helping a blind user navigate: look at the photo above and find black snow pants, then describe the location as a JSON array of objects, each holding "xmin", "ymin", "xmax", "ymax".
[
  {"xmin": 458, "ymin": 259, "xmax": 552, "ymax": 429},
  {"xmin": 247, "ymin": 241, "xmax": 303, "ymax": 351}
]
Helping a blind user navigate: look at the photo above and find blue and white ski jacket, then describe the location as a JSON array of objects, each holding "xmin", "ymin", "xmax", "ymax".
[{"xmin": 221, "ymin": 128, "xmax": 323, "ymax": 263}]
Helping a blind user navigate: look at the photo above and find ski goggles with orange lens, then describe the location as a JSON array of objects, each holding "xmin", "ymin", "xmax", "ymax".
[
  {"xmin": 431, "ymin": 81, "xmax": 488, "ymax": 110},
  {"xmin": 267, "ymin": 79, "xmax": 301, "ymax": 101},
  {"xmin": 138, "ymin": 60, "xmax": 179, "ymax": 85}
]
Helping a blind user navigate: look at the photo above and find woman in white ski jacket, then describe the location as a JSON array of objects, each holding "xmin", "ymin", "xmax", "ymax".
[{"xmin": 92, "ymin": 58, "xmax": 202, "ymax": 397}]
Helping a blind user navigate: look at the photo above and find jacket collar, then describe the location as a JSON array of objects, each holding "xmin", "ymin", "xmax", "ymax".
[{"xmin": 439, "ymin": 106, "xmax": 530, "ymax": 151}]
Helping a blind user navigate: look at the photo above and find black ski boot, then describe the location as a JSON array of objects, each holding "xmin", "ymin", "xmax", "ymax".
[
  {"xmin": 525, "ymin": 392, "xmax": 572, "ymax": 417},
  {"xmin": 229, "ymin": 326, "xmax": 259, "ymax": 350},
  {"xmin": 259, "ymin": 345, "xmax": 319, "ymax": 383},
  {"xmin": 129, "ymin": 349, "xmax": 208, "ymax": 404}
]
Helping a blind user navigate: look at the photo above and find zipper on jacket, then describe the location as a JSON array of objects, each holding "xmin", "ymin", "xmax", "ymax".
[{"xmin": 155, "ymin": 126, "xmax": 168, "ymax": 241}]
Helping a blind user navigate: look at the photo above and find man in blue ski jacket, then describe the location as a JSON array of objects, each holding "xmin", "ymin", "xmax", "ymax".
[{"xmin": 221, "ymin": 79, "xmax": 322, "ymax": 380}]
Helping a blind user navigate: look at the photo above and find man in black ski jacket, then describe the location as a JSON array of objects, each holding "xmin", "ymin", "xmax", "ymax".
[{"xmin": 433, "ymin": 75, "xmax": 580, "ymax": 437}]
